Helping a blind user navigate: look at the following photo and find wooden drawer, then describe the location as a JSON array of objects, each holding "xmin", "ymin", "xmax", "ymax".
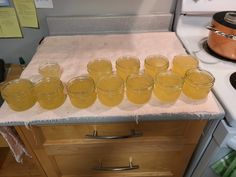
[
  {"xmin": 31, "ymin": 120, "xmax": 206, "ymax": 147},
  {"xmin": 45, "ymin": 140, "xmax": 195, "ymax": 177},
  {"xmin": 18, "ymin": 120, "xmax": 207, "ymax": 177}
]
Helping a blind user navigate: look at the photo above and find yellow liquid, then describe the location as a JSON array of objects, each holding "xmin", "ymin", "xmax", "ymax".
[
  {"xmin": 144, "ymin": 55, "xmax": 169, "ymax": 78},
  {"xmin": 67, "ymin": 78, "xmax": 96, "ymax": 108},
  {"xmin": 126, "ymin": 75, "xmax": 153, "ymax": 104},
  {"xmin": 34, "ymin": 79, "xmax": 66, "ymax": 109},
  {"xmin": 1, "ymin": 79, "xmax": 36, "ymax": 111},
  {"xmin": 39, "ymin": 63, "xmax": 61, "ymax": 78},
  {"xmin": 172, "ymin": 55, "xmax": 198, "ymax": 77},
  {"xmin": 183, "ymin": 72, "xmax": 213, "ymax": 99},
  {"xmin": 87, "ymin": 60, "xmax": 112, "ymax": 83},
  {"xmin": 154, "ymin": 86, "xmax": 181, "ymax": 103},
  {"xmin": 116, "ymin": 57, "xmax": 140, "ymax": 80},
  {"xmin": 97, "ymin": 76, "xmax": 124, "ymax": 106},
  {"xmin": 154, "ymin": 72, "xmax": 182, "ymax": 103}
]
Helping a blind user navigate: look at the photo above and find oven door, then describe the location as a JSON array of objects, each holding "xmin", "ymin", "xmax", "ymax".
[{"xmin": 187, "ymin": 119, "xmax": 236, "ymax": 177}]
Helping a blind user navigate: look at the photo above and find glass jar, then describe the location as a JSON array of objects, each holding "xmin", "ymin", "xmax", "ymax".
[
  {"xmin": 172, "ymin": 54, "xmax": 199, "ymax": 77},
  {"xmin": 97, "ymin": 73, "xmax": 124, "ymax": 107},
  {"xmin": 154, "ymin": 71, "xmax": 183, "ymax": 103},
  {"xmin": 39, "ymin": 62, "xmax": 62, "ymax": 78},
  {"xmin": 1, "ymin": 79, "xmax": 36, "ymax": 111},
  {"xmin": 144, "ymin": 55, "xmax": 169, "ymax": 78},
  {"xmin": 183, "ymin": 68, "xmax": 215, "ymax": 99},
  {"xmin": 126, "ymin": 72, "xmax": 154, "ymax": 104},
  {"xmin": 116, "ymin": 56, "xmax": 140, "ymax": 81},
  {"xmin": 87, "ymin": 59, "xmax": 112, "ymax": 83},
  {"xmin": 34, "ymin": 77, "xmax": 66, "ymax": 110},
  {"xmin": 66, "ymin": 76, "xmax": 96, "ymax": 108}
]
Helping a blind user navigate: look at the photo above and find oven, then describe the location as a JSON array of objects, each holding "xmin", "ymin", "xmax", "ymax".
[{"xmin": 175, "ymin": 0, "xmax": 236, "ymax": 176}]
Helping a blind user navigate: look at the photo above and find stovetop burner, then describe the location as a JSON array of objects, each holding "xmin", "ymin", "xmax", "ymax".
[
  {"xmin": 230, "ymin": 72, "xmax": 236, "ymax": 90},
  {"xmin": 201, "ymin": 40, "xmax": 235, "ymax": 62}
]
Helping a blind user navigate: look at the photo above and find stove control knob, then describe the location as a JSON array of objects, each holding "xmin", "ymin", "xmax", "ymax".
[{"xmin": 230, "ymin": 72, "xmax": 236, "ymax": 90}]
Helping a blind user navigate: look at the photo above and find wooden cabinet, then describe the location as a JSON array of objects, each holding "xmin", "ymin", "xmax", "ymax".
[
  {"xmin": 0, "ymin": 136, "xmax": 8, "ymax": 148},
  {"xmin": 0, "ymin": 136, "xmax": 9, "ymax": 169},
  {"xmin": 17, "ymin": 120, "xmax": 207, "ymax": 177}
]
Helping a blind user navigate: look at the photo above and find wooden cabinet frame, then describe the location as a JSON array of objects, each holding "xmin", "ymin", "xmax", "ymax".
[{"xmin": 16, "ymin": 120, "xmax": 207, "ymax": 177}]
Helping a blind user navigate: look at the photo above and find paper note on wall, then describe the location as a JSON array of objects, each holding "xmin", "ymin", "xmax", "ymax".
[
  {"xmin": 34, "ymin": 0, "xmax": 53, "ymax": 8},
  {"xmin": 13, "ymin": 0, "xmax": 38, "ymax": 28},
  {"xmin": 0, "ymin": 0, "xmax": 10, "ymax": 6},
  {"xmin": 0, "ymin": 8, "xmax": 22, "ymax": 38}
]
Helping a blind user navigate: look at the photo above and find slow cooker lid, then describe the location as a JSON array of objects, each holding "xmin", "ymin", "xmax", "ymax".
[{"xmin": 213, "ymin": 11, "xmax": 236, "ymax": 29}]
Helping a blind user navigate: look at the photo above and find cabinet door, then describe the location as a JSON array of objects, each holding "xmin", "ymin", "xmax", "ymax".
[
  {"xmin": 45, "ymin": 141, "xmax": 196, "ymax": 177},
  {"xmin": 0, "ymin": 135, "xmax": 8, "ymax": 168},
  {"xmin": 17, "ymin": 120, "xmax": 207, "ymax": 177},
  {"xmin": 29, "ymin": 120, "xmax": 206, "ymax": 145}
]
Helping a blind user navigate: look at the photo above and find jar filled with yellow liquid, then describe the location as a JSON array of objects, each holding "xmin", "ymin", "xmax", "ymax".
[
  {"xmin": 34, "ymin": 77, "xmax": 66, "ymax": 110},
  {"xmin": 154, "ymin": 71, "xmax": 183, "ymax": 103},
  {"xmin": 172, "ymin": 55, "xmax": 199, "ymax": 77},
  {"xmin": 116, "ymin": 56, "xmax": 140, "ymax": 81},
  {"xmin": 144, "ymin": 55, "xmax": 169, "ymax": 78},
  {"xmin": 183, "ymin": 68, "xmax": 215, "ymax": 100},
  {"xmin": 87, "ymin": 59, "xmax": 112, "ymax": 83},
  {"xmin": 1, "ymin": 79, "xmax": 36, "ymax": 111},
  {"xmin": 97, "ymin": 74, "xmax": 124, "ymax": 107},
  {"xmin": 126, "ymin": 72, "xmax": 154, "ymax": 104},
  {"xmin": 39, "ymin": 62, "xmax": 62, "ymax": 78},
  {"xmin": 66, "ymin": 76, "xmax": 96, "ymax": 108}
]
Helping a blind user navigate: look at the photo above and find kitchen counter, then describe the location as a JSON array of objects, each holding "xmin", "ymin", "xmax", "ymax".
[{"xmin": 0, "ymin": 32, "xmax": 225, "ymax": 126}]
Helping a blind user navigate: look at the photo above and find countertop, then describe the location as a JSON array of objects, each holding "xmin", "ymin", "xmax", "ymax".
[{"xmin": 0, "ymin": 32, "xmax": 225, "ymax": 126}]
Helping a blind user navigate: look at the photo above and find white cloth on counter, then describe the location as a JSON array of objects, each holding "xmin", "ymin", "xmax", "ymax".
[{"xmin": 0, "ymin": 32, "xmax": 224, "ymax": 125}]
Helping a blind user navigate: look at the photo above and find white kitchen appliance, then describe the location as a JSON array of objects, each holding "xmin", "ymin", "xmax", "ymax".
[{"xmin": 175, "ymin": 0, "xmax": 236, "ymax": 176}]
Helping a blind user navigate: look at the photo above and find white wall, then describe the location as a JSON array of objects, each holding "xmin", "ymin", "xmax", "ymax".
[{"xmin": 0, "ymin": 0, "xmax": 176, "ymax": 64}]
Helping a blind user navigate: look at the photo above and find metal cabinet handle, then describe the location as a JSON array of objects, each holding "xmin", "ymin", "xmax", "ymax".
[
  {"xmin": 85, "ymin": 129, "xmax": 143, "ymax": 139},
  {"xmin": 206, "ymin": 25, "xmax": 236, "ymax": 40},
  {"xmin": 94, "ymin": 161, "xmax": 139, "ymax": 171}
]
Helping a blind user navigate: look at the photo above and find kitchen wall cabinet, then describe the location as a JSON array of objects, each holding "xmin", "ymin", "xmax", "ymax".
[{"xmin": 17, "ymin": 120, "xmax": 207, "ymax": 177}]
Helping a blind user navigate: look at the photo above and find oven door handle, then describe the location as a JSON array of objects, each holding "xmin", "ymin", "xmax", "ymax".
[{"xmin": 227, "ymin": 136, "xmax": 236, "ymax": 151}]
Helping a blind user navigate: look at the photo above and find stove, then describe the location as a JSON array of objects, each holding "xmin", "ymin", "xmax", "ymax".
[
  {"xmin": 175, "ymin": 0, "xmax": 236, "ymax": 176},
  {"xmin": 177, "ymin": 15, "xmax": 236, "ymax": 127}
]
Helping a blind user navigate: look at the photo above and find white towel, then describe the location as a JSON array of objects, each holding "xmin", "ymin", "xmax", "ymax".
[{"xmin": 0, "ymin": 32, "xmax": 224, "ymax": 125}]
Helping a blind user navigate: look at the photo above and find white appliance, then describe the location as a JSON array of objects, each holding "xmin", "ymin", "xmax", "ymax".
[{"xmin": 175, "ymin": 0, "xmax": 236, "ymax": 176}]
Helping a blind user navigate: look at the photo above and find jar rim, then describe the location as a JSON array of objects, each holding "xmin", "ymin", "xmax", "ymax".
[
  {"xmin": 87, "ymin": 59, "xmax": 112, "ymax": 73},
  {"xmin": 97, "ymin": 74, "xmax": 124, "ymax": 93},
  {"xmin": 1, "ymin": 79, "xmax": 34, "ymax": 98},
  {"xmin": 155, "ymin": 71, "xmax": 183, "ymax": 88},
  {"xmin": 66, "ymin": 75, "xmax": 95, "ymax": 94},
  {"xmin": 39, "ymin": 62, "xmax": 60, "ymax": 70},
  {"xmin": 116, "ymin": 56, "xmax": 140, "ymax": 71},
  {"xmin": 34, "ymin": 76, "xmax": 61, "ymax": 84},
  {"xmin": 126, "ymin": 72, "xmax": 154, "ymax": 91},
  {"xmin": 173, "ymin": 54, "xmax": 199, "ymax": 66},
  {"xmin": 144, "ymin": 55, "xmax": 169, "ymax": 69},
  {"xmin": 1, "ymin": 78, "xmax": 33, "ymax": 90},
  {"xmin": 184, "ymin": 68, "xmax": 215, "ymax": 87},
  {"xmin": 33, "ymin": 77, "xmax": 64, "ymax": 92}
]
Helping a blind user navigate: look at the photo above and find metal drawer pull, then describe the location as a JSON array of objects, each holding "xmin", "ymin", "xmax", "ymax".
[
  {"xmin": 85, "ymin": 129, "xmax": 143, "ymax": 139},
  {"xmin": 94, "ymin": 161, "xmax": 139, "ymax": 171}
]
